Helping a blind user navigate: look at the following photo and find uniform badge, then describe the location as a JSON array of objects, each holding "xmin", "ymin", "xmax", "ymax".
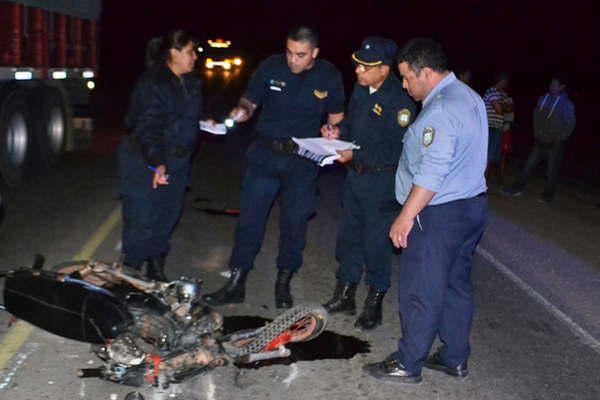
[
  {"xmin": 397, "ymin": 109, "xmax": 412, "ymax": 127},
  {"xmin": 313, "ymin": 89, "xmax": 328, "ymax": 99},
  {"xmin": 372, "ymin": 103, "xmax": 383, "ymax": 116},
  {"xmin": 269, "ymin": 79, "xmax": 286, "ymax": 87},
  {"xmin": 422, "ymin": 126, "xmax": 435, "ymax": 147}
]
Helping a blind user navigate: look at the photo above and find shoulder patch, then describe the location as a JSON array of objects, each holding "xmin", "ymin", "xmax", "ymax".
[
  {"xmin": 397, "ymin": 109, "xmax": 412, "ymax": 127},
  {"xmin": 422, "ymin": 126, "xmax": 435, "ymax": 147}
]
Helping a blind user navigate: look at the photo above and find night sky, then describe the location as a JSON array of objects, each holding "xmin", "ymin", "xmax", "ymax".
[{"xmin": 99, "ymin": 0, "xmax": 598, "ymax": 178}]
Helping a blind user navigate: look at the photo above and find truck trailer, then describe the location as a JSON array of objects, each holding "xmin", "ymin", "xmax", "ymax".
[{"xmin": 0, "ymin": 0, "xmax": 101, "ymax": 187}]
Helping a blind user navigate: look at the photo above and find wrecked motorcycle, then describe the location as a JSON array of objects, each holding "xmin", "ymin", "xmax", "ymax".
[{"xmin": 0, "ymin": 258, "xmax": 328, "ymax": 388}]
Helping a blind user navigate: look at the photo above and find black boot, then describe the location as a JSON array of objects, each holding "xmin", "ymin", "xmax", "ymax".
[
  {"xmin": 123, "ymin": 260, "xmax": 143, "ymax": 272},
  {"xmin": 202, "ymin": 267, "xmax": 249, "ymax": 306},
  {"xmin": 275, "ymin": 269, "xmax": 294, "ymax": 309},
  {"xmin": 122, "ymin": 259, "xmax": 144, "ymax": 279},
  {"xmin": 354, "ymin": 286, "xmax": 385, "ymax": 331},
  {"xmin": 323, "ymin": 280, "xmax": 357, "ymax": 315},
  {"xmin": 146, "ymin": 255, "xmax": 168, "ymax": 282}
]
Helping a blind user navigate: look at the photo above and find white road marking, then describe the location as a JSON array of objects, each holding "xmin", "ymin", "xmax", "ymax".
[
  {"xmin": 477, "ymin": 246, "xmax": 600, "ymax": 354},
  {"xmin": 79, "ymin": 381, "xmax": 86, "ymax": 398},
  {"xmin": 0, "ymin": 343, "xmax": 40, "ymax": 390},
  {"xmin": 283, "ymin": 363, "xmax": 299, "ymax": 386},
  {"xmin": 205, "ymin": 374, "xmax": 216, "ymax": 400}
]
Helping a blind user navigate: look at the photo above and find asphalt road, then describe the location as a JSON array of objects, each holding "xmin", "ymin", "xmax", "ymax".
[{"xmin": 1, "ymin": 70, "xmax": 599, "ymax": 400}]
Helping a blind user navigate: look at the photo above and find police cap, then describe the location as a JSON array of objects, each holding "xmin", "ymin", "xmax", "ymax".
[{"xmin": 352, "ymin": 36, "xmax": 398, "ymax": 67}]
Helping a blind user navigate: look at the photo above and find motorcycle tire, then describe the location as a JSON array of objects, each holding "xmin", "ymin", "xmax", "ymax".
[{"xmin": 226, "ymin": 304, "xmax": 328, "ymax": 356}]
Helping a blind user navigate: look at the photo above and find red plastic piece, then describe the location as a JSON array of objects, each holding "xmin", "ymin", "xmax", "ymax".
[
  {"xmin": 264, "ymin": 332, "xmax": 292, "ymax": 351},
  {"xmin": 145, "ymin": 354, "xmax": 162, "ymax": 383}
]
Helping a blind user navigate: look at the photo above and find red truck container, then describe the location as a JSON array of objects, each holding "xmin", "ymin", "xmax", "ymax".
[{"xmin": 0, "ymin": 0, "xmax": 101, "ymax": 186}]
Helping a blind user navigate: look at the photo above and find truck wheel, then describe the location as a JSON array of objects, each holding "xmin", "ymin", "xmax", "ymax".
[
  {"xmin": 0, "ymin": 91, "xmax": 31, "ymax": 186},
  {"xmin": 31, "ymin": 89, "xmax": 68, "ymax": 169}
]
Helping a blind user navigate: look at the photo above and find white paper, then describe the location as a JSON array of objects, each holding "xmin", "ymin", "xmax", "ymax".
[
  {"xmin": 292, "ymin": 137, "xmax": 360, "ymax": 167},
  {"xmin": 199, "ymin": 120, "xmax": 227, "ymax": 135}
]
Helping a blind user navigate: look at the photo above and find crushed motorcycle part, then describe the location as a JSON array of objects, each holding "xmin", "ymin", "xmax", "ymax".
[{"xmin": 222, "ymin": 315, "xmax": 370, "ymax": 368}]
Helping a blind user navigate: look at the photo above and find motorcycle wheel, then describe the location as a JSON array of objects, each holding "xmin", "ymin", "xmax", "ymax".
[{"xmin": 225, "ymin": 304, "xmax": 328, "ymax": 356}]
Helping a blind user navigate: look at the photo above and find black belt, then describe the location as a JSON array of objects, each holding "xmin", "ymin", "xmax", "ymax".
[
  {"xmin": 350, "ymin": 163, "xmax": 396, "ymax": 174},
  {"xmin": 256, "ymin": 136, "xmax": 298, "ymax": 155}
]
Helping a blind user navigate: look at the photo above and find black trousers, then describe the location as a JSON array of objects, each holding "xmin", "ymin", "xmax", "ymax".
[
  {"xmin": 119, "ymin": 140, "xmax": 189, "ymax": 266},
  {"xmin": 335, "ymin": 171, "xmax": 399, "ymax": 292}
]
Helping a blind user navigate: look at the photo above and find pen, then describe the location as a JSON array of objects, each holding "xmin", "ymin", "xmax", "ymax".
[{"xmin": 147, "ymin": 165, "xmax": 170, "ymax": 181}]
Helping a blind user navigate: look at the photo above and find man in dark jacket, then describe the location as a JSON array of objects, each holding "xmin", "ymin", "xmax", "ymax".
[
  {"xmin": 321, "ymin": 37, "xmax": 416, "ymax": 330},
  {"xmin": 502, "ymin": 77, "xmax": 576, "ymax": 202}
]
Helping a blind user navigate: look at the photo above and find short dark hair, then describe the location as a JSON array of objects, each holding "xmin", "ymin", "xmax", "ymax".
[
  {"xmin": 287, "ymin": 25, "xmax": 319, "ymax": 48},
  {"xmin": 145, "ymin": 30, "xmax": 198, "ymax": 68},
  {"xmin": 396, "ymin": 38, "xmax": 448, "ymax": 74},
  {"xmin": 552, "ymin": 75, "xmax": 567, "ymax": 86},
  {"xmin": 493, "ymin": 72, "xmax": 509, "ymax": 85}
]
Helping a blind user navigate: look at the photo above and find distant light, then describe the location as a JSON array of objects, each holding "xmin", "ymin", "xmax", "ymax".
[
  {"xmin": 52, "ymin": 70, "xmax": 67, "ymax": 80},
  {"xmin": 86, "ymin": 81, "xmax": 95, "ymax": 90},
  {"xmin": 233, "ymin": 57, "xmax": 242, "ymax": 66},
  {"xmin": 82, "ymin": 70, "xmax": 95, "ymax": 79},
  {"xmin": 14, "ymin": 71, "xmax": 32, "ymax": 80},
  {"xmin": 208, "ymin": 39, "xmax": 231, "ymax": 48},
  {"xmin": 197, "ymin": 46, "xmax": 204, "ymax": 53},
  {"xmin": 225, "ymin": 118, "xmax": 234, "ymax": 128},
  {"xmin": 223, "ymin": 61, "xmax": 231, "ymax": 70}
]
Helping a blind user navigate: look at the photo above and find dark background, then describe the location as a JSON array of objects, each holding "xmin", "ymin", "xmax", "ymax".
[{"xmin": 97, "ymin": 0, "xmax": 599, "ymax": 183}]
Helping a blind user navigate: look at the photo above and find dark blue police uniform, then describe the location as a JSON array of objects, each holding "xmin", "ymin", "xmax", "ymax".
[
  {"xmin": 119, "ymin": 65, "xmax": 202, "ymax": 270},
  {"xmin": 336, "ymin": 73, "xmax": 415, "ymax": 293},
  {"xmin": 323, "ymin": 37, "xmax": 416, "ymax": 331},
  {"xmin": 364, "ymin": 70, "xmax": 488, "ymax": 383},
  {"xmin": 394, "ymin": 72, "xmax": 488, "ymax": 378},
  {"xmin": 230, "ymin": 55, "xmax": 344, "ymax": 273},
  {"xmin": 202, "ymin": 53, "xmax": 345, "ymax": 309}
]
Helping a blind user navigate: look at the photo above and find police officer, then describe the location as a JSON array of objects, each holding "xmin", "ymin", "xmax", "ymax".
[
  {"xmin": 202, "ymin": 26, "xmax": 345, "ymax": 309},
  {"xmin": 321, "ymin": 37, "xmax": 416, "ymax": 331},
  {"xmin": 119, "ymin": 30, "xmax": 202, "ymax": 281},
  {"xmin": 363, "ymin": 38, "xmax": 488, "ymax": 383}
]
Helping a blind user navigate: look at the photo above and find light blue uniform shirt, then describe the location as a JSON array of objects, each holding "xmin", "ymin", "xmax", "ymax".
[{"xmin": 395, "ymin": 72, "xmax": 487, "ymax": 205}]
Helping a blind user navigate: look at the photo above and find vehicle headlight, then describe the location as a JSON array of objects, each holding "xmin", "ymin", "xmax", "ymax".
[
  {"xmin": 233, "ymin": 57, "xmax": 242, "ymax": 66},
  {"xmin": 205, "ymin": 58, "xmax": 213, "ymax": 69},
  {"xmin": 223, "ymin": 61, "xmax": 231, "ymax": 70}
]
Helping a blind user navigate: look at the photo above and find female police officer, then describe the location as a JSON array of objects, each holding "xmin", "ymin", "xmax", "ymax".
[{"xmin": 119, "ymin": 30, "xmax": 202, "ymax": 281}]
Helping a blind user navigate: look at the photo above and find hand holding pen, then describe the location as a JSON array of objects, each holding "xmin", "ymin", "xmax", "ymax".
[
  {"xmin": 320, "ymin": 123, "xmax": 340, "ymax": 140},
  {"xmin": 148, "ymin": 165, "xmax": 169, "ymax": 189}
]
